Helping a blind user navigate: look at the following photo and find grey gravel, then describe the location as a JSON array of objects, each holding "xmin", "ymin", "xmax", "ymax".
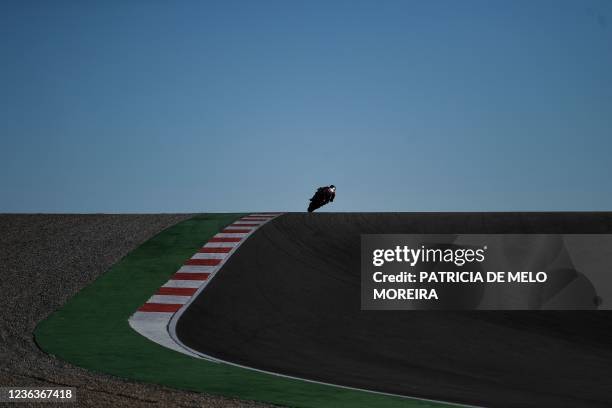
[{"xmin": 0, "ymin": 214, "xmax": 275, "ymax": 407}]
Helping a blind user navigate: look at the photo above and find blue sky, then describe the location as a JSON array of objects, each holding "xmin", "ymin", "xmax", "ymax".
[{"xmin": 1, "ymin": 0, "xmax": 611, "ymax": 212}]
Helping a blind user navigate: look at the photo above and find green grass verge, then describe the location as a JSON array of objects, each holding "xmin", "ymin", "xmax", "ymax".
[{"xmin": 35, "ymin": 213, "xmax": 455, "ymax": 408}]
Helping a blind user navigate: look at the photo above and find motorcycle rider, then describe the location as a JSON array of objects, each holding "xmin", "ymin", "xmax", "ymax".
[{"xmin": 311, "ymin": 185, "xmax": 336, "ymax": 204}]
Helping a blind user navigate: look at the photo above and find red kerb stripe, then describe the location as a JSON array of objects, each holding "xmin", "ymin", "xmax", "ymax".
[
  {"xmin": 185, "ymin": 258, "xmax": 221, "ymax": 266},
  {"xmin": 208, "ymin": 237, "xmax": 241, "ymax": 242},
  {"xmin": 199, "ymin": 247, "xmax": 231, "ymax": 253},
  {"xmin": 156, "ymin": 287, "xmax": 198, "ymax": 296},
  {"xmin": 171, "ymin": 272, "xmax": 210, "ymax": 280},
  {"xmin": 138, "ymin": 303, "xmax": 182, "ymax": 312},
  {"xmin": 222, "ymin": 228, "xmax": 251, "ymax": 233}
]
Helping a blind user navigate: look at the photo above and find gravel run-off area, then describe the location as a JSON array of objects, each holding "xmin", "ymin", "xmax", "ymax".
[{"xmin": 0, "ymin": 214, "xmax": 274, "ymax": 408}]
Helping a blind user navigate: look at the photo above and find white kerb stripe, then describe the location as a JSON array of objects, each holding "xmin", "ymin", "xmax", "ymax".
[
  {"xmin": 162, "ymin": 280, "xmax": 203, "ymax": 288},
  {"xmin": 190, "ymin": 253, "xmax": 227, "ymax": 260},
  {"xmin": 130, "ymin": 311, "xmax": 174, "ymax": 321},
  {"xmin": 147, "ymin": 295, "xmax": 192, "ymax": 304},
  {"xmin": 215, "ymin": 233, "xmax": 249, "ymax": 238},
  {"xmin": 177, "ymin": 265, "xmax": 215, "ymax": 273},
  {"xmin": 203, "ymin": 242, "xmax": 239, "ymax": 248}
]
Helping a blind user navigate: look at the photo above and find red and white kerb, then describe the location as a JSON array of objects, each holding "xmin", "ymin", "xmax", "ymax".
[{"xmin": 128, "ymin": 213, "xmax": 283, "ymax": 357}]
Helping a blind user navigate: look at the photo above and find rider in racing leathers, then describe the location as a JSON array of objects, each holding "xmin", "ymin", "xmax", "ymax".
[{"xmin": 312, "ymin": 185, "xmax": 336, "ymax": 204}]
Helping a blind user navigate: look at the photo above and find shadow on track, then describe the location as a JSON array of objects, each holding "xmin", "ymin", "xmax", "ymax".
[{"xmin": 177, "ymin": 212, "xmax": 612, "ymax": 408}]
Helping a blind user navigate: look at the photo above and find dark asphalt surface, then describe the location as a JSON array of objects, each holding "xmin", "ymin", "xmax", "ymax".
[{"xmin": 177, "ymin": 212, "xmax": 612, "ymax": 408}]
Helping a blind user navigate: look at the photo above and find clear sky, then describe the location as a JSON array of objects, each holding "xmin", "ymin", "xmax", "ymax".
[{"xmin": 1, "ymin": 0, "xmax": 611, "ymax": 213}]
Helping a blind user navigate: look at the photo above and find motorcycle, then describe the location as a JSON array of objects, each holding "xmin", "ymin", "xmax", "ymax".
[{"xmin": 307, "ymin": 187, "xmax": 332, "ymax": 212}]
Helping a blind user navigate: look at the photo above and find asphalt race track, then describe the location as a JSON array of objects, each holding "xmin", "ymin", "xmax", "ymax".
[{"xmin": 177, "ymin": 212, "xmax": 612, "ymax": 408}]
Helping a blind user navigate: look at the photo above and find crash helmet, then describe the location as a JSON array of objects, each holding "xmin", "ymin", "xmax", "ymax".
[{"xmin": 329, "ymin": 185, "xmax": 336, "ymax": 192}]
